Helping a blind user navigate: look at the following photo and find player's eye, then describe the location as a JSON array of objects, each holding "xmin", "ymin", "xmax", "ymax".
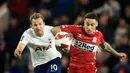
[
  {"xmin": 39, "ymin": 23, "xmax": 42, "ymax": 25},
  {"xmin": 33, "ymin": 24, "xmax": 38, "ymax": 27},
  {"xmin": 86, "ymin": 22, "xmax": 90, "ymax": 26},
  {"xmin": 91, "ymin": 23, "xmax": 94, "ymax": 26}
]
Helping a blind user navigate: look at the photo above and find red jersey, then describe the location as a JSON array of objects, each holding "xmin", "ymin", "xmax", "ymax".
[{"xmin": 60, "ymin": 25, "xmax": 105, "ymax": 68}]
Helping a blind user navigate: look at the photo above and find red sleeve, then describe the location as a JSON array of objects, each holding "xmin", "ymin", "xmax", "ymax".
[
  {"xmin": 60, "ymin": 25, "xmax": 73, "ymax": 33},
  {"xmin": 99, "ymin": 32, "xmax": 105, "ymax": 44}
]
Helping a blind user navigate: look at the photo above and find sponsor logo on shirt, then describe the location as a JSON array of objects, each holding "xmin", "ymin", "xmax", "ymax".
[
  {"xmin": 72, "ymin": 39, "xmax": 97, "ymax": 52},
  {"xmin": 35, "ymin": 45, "xmax": 52, "ymax": 51}
]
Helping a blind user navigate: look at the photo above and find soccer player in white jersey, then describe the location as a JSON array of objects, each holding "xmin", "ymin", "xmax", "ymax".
[{"xmin": 14, "ymin": 13, "xmax": 62, "ymax": 73}]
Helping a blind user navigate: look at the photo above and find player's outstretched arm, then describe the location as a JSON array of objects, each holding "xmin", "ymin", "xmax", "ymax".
[
  {"xmin": 99, "ymin": 42, "xmax": 127, "ymax": 60},
  {"xmin": 14, "ymin": 42, "xmax": 26, "ymax": 59},
  {"xmin": 51, "ymin": 26, "xmax": 61, "ymax": 36}
]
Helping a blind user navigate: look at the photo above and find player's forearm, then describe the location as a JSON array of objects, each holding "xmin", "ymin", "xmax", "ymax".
[
  {"xmin": 14, "ymin": 43, "xmax": 25, "ymax": 59},
  {"xmin": 100, "ymin": 42, "xmax": 119, "ymax": 56},
  {"xmin": 51, "ymin": 26, "xmax": 61, "ymax": 36}
]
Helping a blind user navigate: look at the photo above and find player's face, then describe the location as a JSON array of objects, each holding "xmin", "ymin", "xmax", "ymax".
[
  {"xmin": 83, "ymin": 19, "xmax": 98, "ymax": 34},
  {"xmin": 31, "ymin": 18, "xmax": 45, "ymax": 36}
]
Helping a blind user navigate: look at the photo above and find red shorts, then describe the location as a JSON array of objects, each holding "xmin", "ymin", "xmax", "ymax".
[{"xmin": 68, "ymin": 65, "xmax": 97, "ymax": 73}]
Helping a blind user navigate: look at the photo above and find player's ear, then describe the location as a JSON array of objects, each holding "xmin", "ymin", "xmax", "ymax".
[
  {"xmin": 30, "ymin": 24, "xmax": 32, "ymax": 27},
  {"xmin": 43, "ymin": 22, "xmax": 45, "ymax": 25},
  {"xmin": 96, "ymin": 23, "xmax": 98, "ymax": 27},
  {"xmin": 95, "ymin": 21, "xmax": 98, "ymax": 27}
]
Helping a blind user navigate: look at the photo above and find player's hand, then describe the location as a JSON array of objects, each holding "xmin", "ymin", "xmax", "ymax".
[
  {"xmin": 60, "ymin": 44, "xmax": 70, "ymax": 53},
  {"xmin": 117, "ymin": 52, "xmax": 127, "ymax": 61},
  {"xmin": 14, "ymin": 49, "xmax": 23, "ymax": 59}
]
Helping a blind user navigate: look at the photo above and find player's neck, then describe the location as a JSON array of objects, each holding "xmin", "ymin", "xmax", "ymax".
[
  {"xmin": 85, "ymin": 32, "xmax": 93, "ymax": 37},
  {"xmin": 36, "ymin": 33, "xmax": 44, "ymax": 37},
  {"xmin": 32, "ymin": 29, "xmax": 44, "ymax": 37},
  {"xmin": 35, "ymin": 32, "xmax": 44, "ymax": 37}
]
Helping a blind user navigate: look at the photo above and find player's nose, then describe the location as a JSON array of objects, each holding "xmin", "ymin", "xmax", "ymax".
[
  {"xmin": 37, "ymin": 25, "xmax": 41, "ymax": 29},
  {"xmin": 86, "ymin": 26, "xmax": 91, "ymax": 30}
]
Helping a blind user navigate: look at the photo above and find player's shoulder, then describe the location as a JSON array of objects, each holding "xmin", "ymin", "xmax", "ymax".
[
  {"xmin": 24, "ymin": 28, "xmax": 32, "ymax": 33},
  {"xmin": 44, "ymin": 25, "xmax": 53, "ymax": 30},
  {"xmin": 69, "ymin": 24, "xmax": 82, "ymax": 27},
  {"xmin": 95, "ymin": 30, "xmax": 103, "ymax": 36},
  {"xmin": 44, "ymin": 25, "xmax": 54, "ymax": 34},
  {"xmin": 71, "ymin": 25, "xmax": 83, "ymax": 31},
  {"xmin": 61, "ymin": 24, "xmax": 82, "ymax": 28},
  {"xmin": 23, "ymin": 28, "xmax": 34, "ymax": 37}
]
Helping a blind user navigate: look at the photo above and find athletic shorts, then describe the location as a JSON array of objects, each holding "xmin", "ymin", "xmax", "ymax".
[
  {"xmin": 34, "ymin": 57, "xmax": 61, "ymax": 73},
  {"xmin": 68, "ymin": 64, "xmax": 97, "ymax": 73}
]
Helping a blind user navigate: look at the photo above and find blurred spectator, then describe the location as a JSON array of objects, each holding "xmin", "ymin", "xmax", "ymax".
[
  {"xmin": 124, "ymin": 5, "xmax": 130, "ymax": 25},
  {"xmin": 60, "ymin": 15, "xmax": 69, "ymax": 25},
  {"xmin": 74, "ymin": 0, "xmax": 91, "ymax": 15},
  {"xmin": 4, "ymin": 17, "xmax": 22, "ymax": 61},
  {"xmin": 4, "ymin": 16, "xmax": 30, "ymax": 73},
  {"xmin": 97, "ymin": 11, "xmax": 115, "ymax": 42},
  {"xmin": 74, "ymin": 16, "xmax": 84, "ymax": 25},
  {"xmin": 39, "ymin": 0, "xmax": 57, "ymax": 11},
  {"xmin": 93, "ymin": 0, "xmax": 121, "ymax": 18},
  {"xmin": 97, "ymin": 66, "xmax": 109, "ymax": 73},
  {"xmin": 96, "ymin": 47, "xmax": 111, "ymax": 73},
  {"xmin": 28, "ymin": 0, "xmax": 40, "ymax": 9},
  {"xmin": 17, "ymin": 8, "xmax": 34, "ymax": 31},
  {"xmin": 0, "ymin": 2, "xmax": 9, "ymax": 32},
  {"xmin": 39, "ymin": 8, "xmax": 51, "ymax": 19},
  {"xmin": 8, "ymin": 58, "xmax": 21, "ymax": 73},
  {"xmin": 114, "ymin": 18, "xmax": 129, "ymax": 40},
  {"xmin": 39, "ymin": 8, "xmax": 53, "ymax": 25},
  {"xmin": 53, "ymin": 15, "xmax": 69, "ymax": 26},
  {"xmin": 114, "ymin": 35, "xmax": 130, "ymax": 63},
  {"xmin": 8, "ymin": 0, "xmax": 29, "ymax": 20},
  {"xmin": 53, "ymin": 17, "xmax": 61, "ymax": 26},
  {"xmin": 112, "ymin": 55, "xmax": 130, "ymax": 73},
  {"xmin": 16, "ymin": 48, "xmax": 30, "ymax": 73},
  {"xmin": 56, "ymin": 0, "xmax": 74, "ymax": 17},
  {"xmin": 72, "ymin": 0, "xmax": 91, "ymax": 22},
  {"xmin": 0, "ymin": 32, "xmax": 6, "ymax": 73}
]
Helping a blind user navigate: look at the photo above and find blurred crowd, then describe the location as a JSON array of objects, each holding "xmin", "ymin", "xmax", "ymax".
[{"xmin": 0, "ymin": 0, "xmax": 130, "ymax": 73}]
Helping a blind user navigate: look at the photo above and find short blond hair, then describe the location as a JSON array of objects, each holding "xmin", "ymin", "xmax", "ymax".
[{"xmin": 29, "ymin": 13, "xmax": 44, "ymax": 24}]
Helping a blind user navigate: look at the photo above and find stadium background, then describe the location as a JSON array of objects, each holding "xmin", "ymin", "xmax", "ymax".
[{"xmin": 0, "ymin": 0, "xmax": 130, "ymax": 73}]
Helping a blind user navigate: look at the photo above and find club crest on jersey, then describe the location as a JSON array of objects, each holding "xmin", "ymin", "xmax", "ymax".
[
  {"xmin": 92, "ymin": 37, "xmax": 97, "ymax": 43},
  {"xmin": 20, "ymin": 36, "xmax": 24, "ymax": 41},
  {"xmin": 48, "ymin": 38, "xmax": 51, "ymax": 43}
]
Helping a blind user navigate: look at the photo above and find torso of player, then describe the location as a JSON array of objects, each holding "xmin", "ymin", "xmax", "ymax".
[
  {"xmin": 60, "ymin": 25, "xmax": 104, "ymax": 67},
  {"xmin": 22, "ymin": 26, "xmax": 61, "ymax": 67},
  {"xmin": 71, "ymin": 28, "xmax": 102, "ymax": 52},
  {"xmin": 27, "ymin": 28, "xmax": 53, "ymax": 52}
]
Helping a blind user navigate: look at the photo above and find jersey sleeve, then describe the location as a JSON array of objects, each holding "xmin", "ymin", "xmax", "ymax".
[
  {"xmin": 100, "ymin": 32, "xmax": 105, "ymax": 44},
  {"xmin": 19, "ymin": 31, "xmax": 30, "ymax": 45},
  {"xmin": 46, "ymin": 25, "xmax": 53, "ymax": 30},
  {"xmin": 60, "ymin": 25, "xmax": 74, "ymax": 33}
]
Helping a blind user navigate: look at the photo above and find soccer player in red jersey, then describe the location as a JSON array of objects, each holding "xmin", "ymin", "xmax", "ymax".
[{"xmin": 51, "ymin": 12, "xmax": 126, "ymax": 73}]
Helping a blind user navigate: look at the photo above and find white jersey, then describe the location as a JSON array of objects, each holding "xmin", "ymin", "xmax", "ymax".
[{"xmin": 19, "ymin": 25, "xmax": 61, "ymax": 67}]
